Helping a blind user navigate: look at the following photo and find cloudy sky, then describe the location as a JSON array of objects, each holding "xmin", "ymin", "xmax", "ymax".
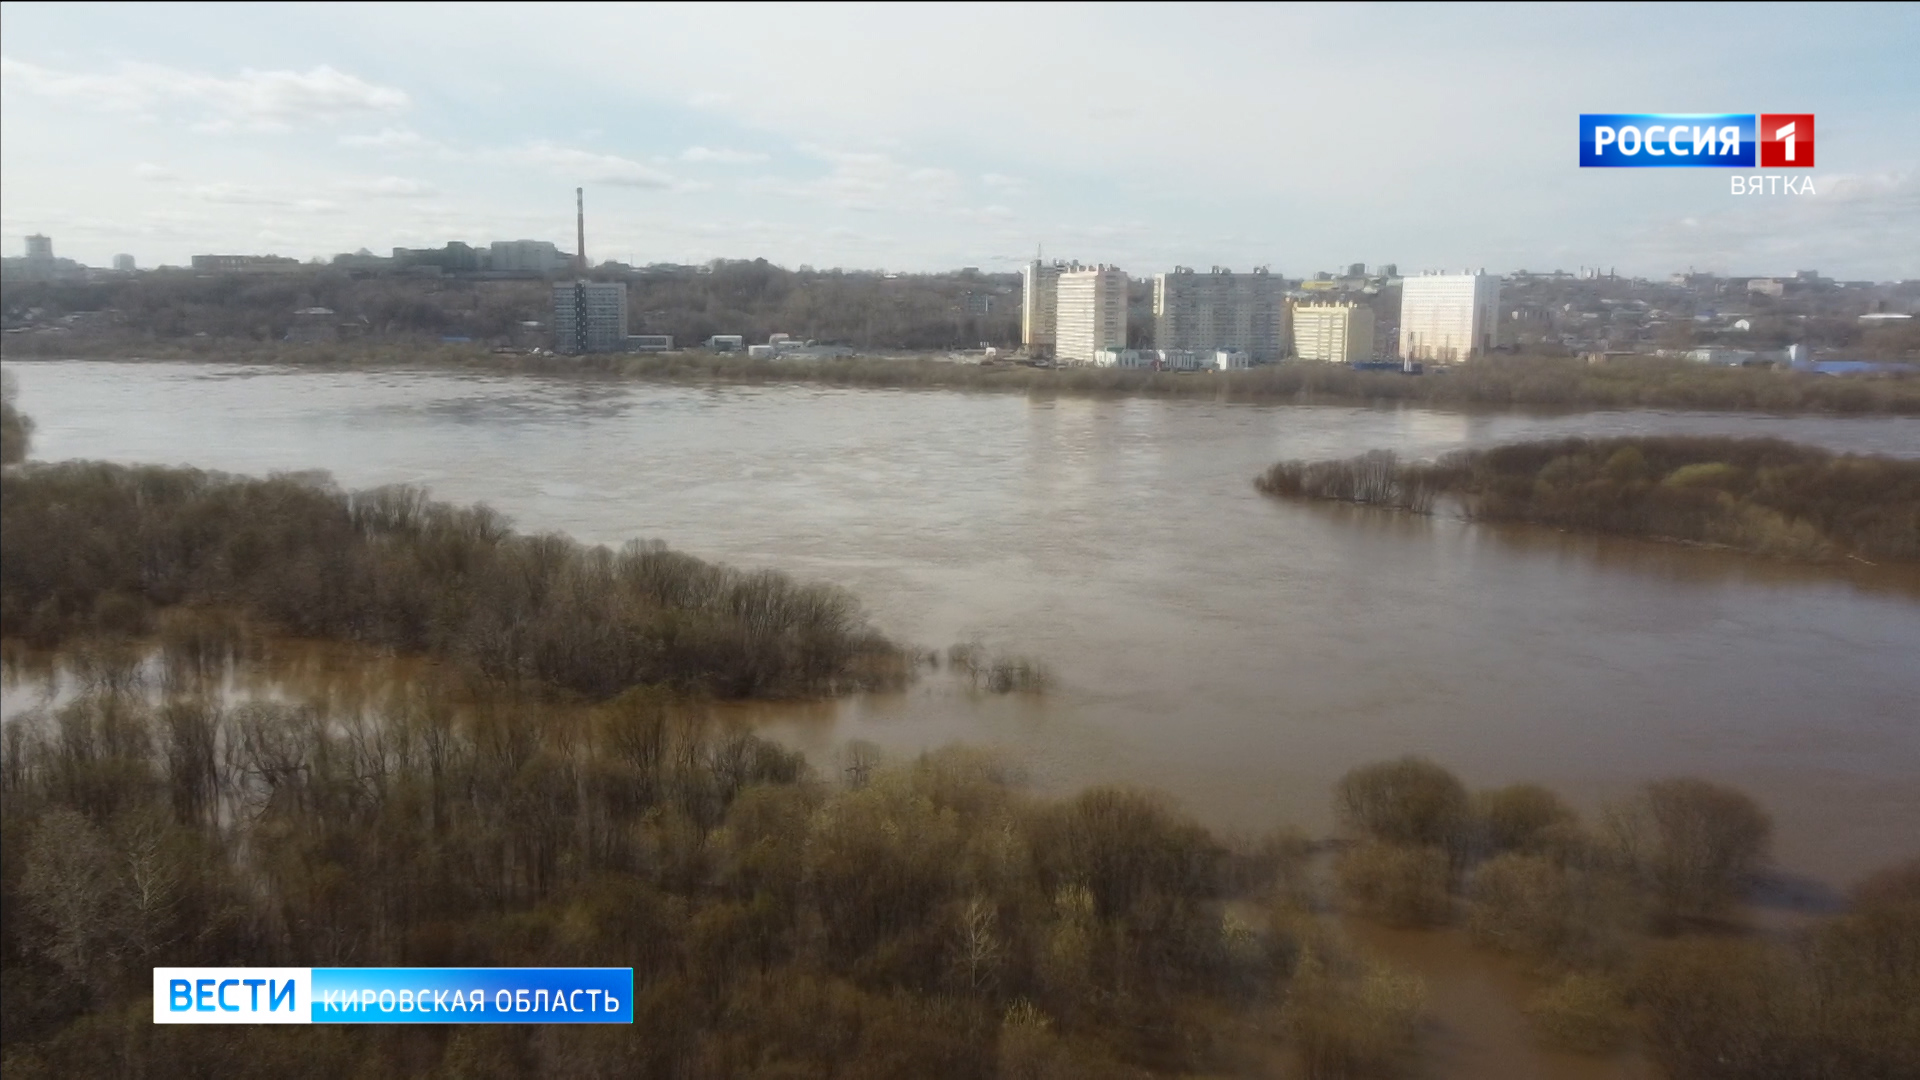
[{"xmin": 3, "ymin": 3, "xmax": 1916, "ymax": 278}]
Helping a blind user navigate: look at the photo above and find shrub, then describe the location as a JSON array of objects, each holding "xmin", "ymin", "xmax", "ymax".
[
  {"xmin": 1284, "ymin": 944, "xmax": 1426, "ymax": 1080},
  {"xmin": 1335, "ymin": 842, "xmax": 1451, "ymax": 928},
  {"xmin": 1610, "ymin": 778, "xmax": 1772, "ymax": 928},
  {"xmin": 1335, "ymin": 757, "xmax": 1468, "ymax": 849},
  {"xmin": 1525, "ymin": 973, "xmax": 1632, "ymax": 1054}
]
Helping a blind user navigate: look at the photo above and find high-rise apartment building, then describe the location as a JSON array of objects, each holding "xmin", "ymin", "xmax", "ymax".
[
  {"xmin": 1152, "ymin": 267, "xmax": 1287, "ymax": 361},
  {"xmin": 1398, "ymin": 271, "xmax": 1500, "ymax": 362},
  {"xmin": 25, "ymin": 235, "xmax": 53, "ymax": 261},
  {"xmin": 112, "ymin": 254, "xmax": 137, "ymax": 272},
  {"xmin": 1022, "ymin": 259, "xmax": 1070, "ymax": 356},
  {"xmin": 1054, "ymin": 267, "xmax": 1129, "ymax": 365},
  {"xmin": 552, "ymin": 280, "xmax": 629, "ymax": 354},
  {"xmin": 1293, "ymin": 301, "xmax": 1376, "ymax": 363}
]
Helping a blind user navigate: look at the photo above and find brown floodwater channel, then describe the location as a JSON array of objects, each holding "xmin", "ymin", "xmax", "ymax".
[{"xmin": 5, "ymin": 360, "xmax": 1918, "ymax": 891}]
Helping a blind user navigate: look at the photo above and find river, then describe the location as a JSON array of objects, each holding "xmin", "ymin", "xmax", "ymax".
[{"xmin": 5, "ymin": 360, "xmax": 1918, "ymax": 888}]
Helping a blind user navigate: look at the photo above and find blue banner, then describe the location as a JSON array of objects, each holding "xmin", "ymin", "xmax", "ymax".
[{"xmin": 1579, "ymin": 114, "xmax": 1754, "ymax": 167}]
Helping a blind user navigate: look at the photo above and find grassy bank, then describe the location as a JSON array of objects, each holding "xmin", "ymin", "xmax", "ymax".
[
  {"xmin": 8, "ymin": 334, "xmax": 1920, "ymax": 414},
  {"xmin": 1257, "ymin": 437, "xmax": 1920, "ymax": 563}
]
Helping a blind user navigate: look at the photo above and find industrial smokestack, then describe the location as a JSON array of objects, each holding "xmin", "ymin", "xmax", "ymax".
[{"xmin": 575, "ymin": 187, "xmax": 586, "ymax": 275}]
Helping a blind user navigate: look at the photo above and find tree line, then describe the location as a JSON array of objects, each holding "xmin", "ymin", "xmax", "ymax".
[
  {"xmin": 0, "ymin": 462, "xmax": 903, "ymax": 700},
  {"xmin": 0, "ymin": 261, "xmax": 1022, "ymax": 351},
  {"xmin": 3, "ymin": 666, "xmax": 1914, "ymax": 1078},
  {"xmin": 1256, "ymin": 436, "xmax": 1920, "ymax": 563}
]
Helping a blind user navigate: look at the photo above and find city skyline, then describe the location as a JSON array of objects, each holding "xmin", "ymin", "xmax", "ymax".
[{"xmin": 2, "ymin": 3, "xmax": 1917, "ymax": 278}]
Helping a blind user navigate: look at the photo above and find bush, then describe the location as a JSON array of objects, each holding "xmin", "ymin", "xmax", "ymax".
[
  {"xmin": 1335, "ymin": 757, "xmax": 1468, "ymax": 849},
  {"xmin": 1611, "ymin": 778, "xmax": 1772, "ymax": 928},
  {"xmin": 1284, "ymin": 943, "xmax": 1426, "ymax": 1080},
  {"xmin": 1525, "ymin": 973, "xmax": 1632, "ymax": 1054},
  {"xmin": 1335, "ymin": 842, "xmax": 1451, "ymax": 928}
]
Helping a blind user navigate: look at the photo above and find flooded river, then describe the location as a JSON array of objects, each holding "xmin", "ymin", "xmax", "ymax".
[{"xmin": 6, "ymin": 360, "xmax": 1918, "ymax": 887}]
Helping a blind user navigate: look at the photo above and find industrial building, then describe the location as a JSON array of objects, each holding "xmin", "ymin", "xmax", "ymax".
[
  {"xmin": 1399, "ymin": 271, "xmax": 1500, "ymax": 362},
  {"xmin": 1152, "ymin": 267, "xmax": 1288, "ymax": 362},
  {"xmin": 1021, "ymin": 259, "xmax": 1072, "ymax": 357},
  {"xmin": 552, "ymin": 281, "xmax": 628, "ymax": 353},
  {"xmin": 492, "ymin": 239, "xmax": 570, "ymax": 274},
  {"xmin": 1054, "ymin": 266, "xmax": 1129, "ymax": 365},
  {"xmin": 1293, "ymin": 301, "xmax": 1377, "ymax": 363}
]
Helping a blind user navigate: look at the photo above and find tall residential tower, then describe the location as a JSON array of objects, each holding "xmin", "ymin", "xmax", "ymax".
[
  {"xmin": 1152, "ymin": 267, "xmax": 1287, "ymax": 361},
  {"xmin": 1398, "ymin": 271, "xmax": 1500, "ymax": 362},
  {"xmin": 1022, "ymin": 259, "xmax": 1069, "ymax": 357},
  {"xmin": 1054, "ymin": 266, "xmax": 1129, "ymax": 365}
]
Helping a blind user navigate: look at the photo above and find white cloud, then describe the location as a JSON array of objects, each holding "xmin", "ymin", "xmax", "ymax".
[
  {"xmin": 339, "ymin": 176, "xmax": 436, "ymax": 198},
  {"xmin": 981, "ymin": 173, "xmax": 1025, "ymax": 191},
  {"xmin": 339, "ymin": 127, "xmax": 426, "ymax": 148},
  {"xmin": 680, "ymin": 146, "xmax": 769, "ymax": 164},
  {"xmin": 508, "ymin": 142, "xmax": 683, "ymax": 189},
  {"xmin": 1, "ymin": 57, "xmax": 407, "ymax": 130},
  {"xmin": 133, "ymin": 162, "xmax": 178, "ymax": 181}
]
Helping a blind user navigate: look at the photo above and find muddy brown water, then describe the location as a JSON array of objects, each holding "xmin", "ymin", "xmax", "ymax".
[{"xmin": 6, "ymin": 360, "xmax": 1918, "ymax": 893}]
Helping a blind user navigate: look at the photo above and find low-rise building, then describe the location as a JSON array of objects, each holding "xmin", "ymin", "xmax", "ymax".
[{"xmin": 491, "ymin": 239, "xmax": 571, "ymax": 274}]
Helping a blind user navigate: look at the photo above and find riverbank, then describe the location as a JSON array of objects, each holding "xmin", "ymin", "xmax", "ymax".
[
  {"xmin": 1257, "ymin": 436, "xmax": 1920, "ymax": 565},
  {"xmin": 7, "ymin": 335, "xmax": 1919, "ymax": 414}
]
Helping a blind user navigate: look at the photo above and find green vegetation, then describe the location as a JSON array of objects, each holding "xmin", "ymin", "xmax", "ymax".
[
  {"xmin": 1, "ymin": 260, "xmax": 1020, "ymax": 351},
  {"xmin": 0, "ymin": 372, "xmax": 31, "ymax": 464},
  {"xmin": 0, "ymin": 462, "xmax": 903, "ymax": 699},
  {"xmin": 1258, "ymin": 436, "xmax": 1920, "ymax": 563}
]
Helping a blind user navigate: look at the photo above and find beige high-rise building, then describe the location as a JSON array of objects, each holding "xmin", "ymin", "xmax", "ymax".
[
  {"xmin": 1022, "ymin": 260, "xmax": 1070, "ymax": 356},
  {"xmin": 1293, "ymin": 301, "xmax": 1376, "ymax": 362},
  {"xmin": 1054, "ymin": 266, "xmax": 1128, "ymax": 365},
  {"xmin": 1398, "ymin": 271, "xmax": 1500, "ymax": 362},
  {"xmin": 1152, "ymin": 267, "xmax": 1287, "ymax": 361}
]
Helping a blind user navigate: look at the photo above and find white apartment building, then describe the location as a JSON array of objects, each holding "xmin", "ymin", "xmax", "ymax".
[
  {"xmin": 1152, "ymin": 267, "xmax": 1288, "ymax": 361},
  {"xmin": 1398, "ymin": 271, "xmax": 1500, "ymax": 362},
  {"xmin": 1292, "ymin": 301, "xmax": 1377, "ymax": 363},
  {"xmin": 552, "ymin": 280, "xmax": 628, "ymax": 353},
  {"xmin": 1022, "ymin": 259, "xmax": 1071, "ymax": 355},
  {"xmin": 1055, "ymin": 267, "xmax": 1129, "ymax": 365}
]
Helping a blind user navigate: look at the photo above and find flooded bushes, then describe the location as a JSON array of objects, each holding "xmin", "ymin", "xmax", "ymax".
[
  {"xmin": 1284, "ymin": 942, "xmax": 1427, "ymax": 1080},
  {"xmin": 0, "ymin": 681, "xmax": 1342, "ymax": 1078},
  {"xmin": 0, "ymin": 372, "xmax": 31, "ymax": 464},
  {"xmin": 1256, "ymin": 436, "xmax": 1920, "ymax": 563},
  {"xmin": 0, "ymin": 462, "xmax": 904, "ymax": 699}
]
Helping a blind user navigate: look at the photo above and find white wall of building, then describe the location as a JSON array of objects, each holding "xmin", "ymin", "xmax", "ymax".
[
  {"xmin": 1398, "ymin": 272, "xmax": 1499, "ymax": 362},
  {"xmin": 1055, "ymin": 267, "xmax": 1128, "ymax": 365}
]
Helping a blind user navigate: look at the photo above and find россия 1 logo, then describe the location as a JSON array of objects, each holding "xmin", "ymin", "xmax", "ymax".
[{"xmin": 1579, "ymin": 114, "xmax": 1813, "ymax": 168}]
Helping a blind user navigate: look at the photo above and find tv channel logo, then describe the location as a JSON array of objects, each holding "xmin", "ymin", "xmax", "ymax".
[{"xmin": 1579, "ymin": 114, "xmax": 1813, "ymax": 168}]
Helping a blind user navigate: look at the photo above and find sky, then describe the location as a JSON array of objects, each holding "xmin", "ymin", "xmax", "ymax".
[{"xmin": 2, "ymin": 2, "xmax": 1917, "ymax": 279}]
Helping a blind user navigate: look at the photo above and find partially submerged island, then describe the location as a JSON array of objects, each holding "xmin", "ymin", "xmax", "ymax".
[{"xmin": 1256, "ymin": 436, "xmax": 1920, "ymax": 564}]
